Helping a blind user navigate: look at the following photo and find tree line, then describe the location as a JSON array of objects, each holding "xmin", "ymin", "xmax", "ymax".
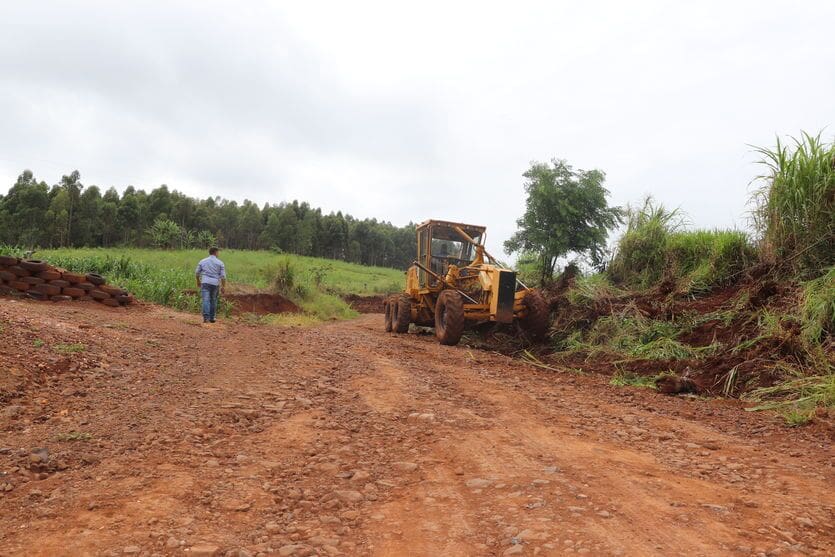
[{"xmin": 0, "ymin": 170, "xmax": 416, "ymax": 269}]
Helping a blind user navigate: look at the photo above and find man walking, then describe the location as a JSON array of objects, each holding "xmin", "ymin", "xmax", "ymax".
[{"xmin": 195, "ymin": 247, "xmax": 226, "ymax": 323}]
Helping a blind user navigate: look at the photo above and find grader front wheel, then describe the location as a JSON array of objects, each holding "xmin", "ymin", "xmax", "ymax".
[{"xmin": 435, "ymin": 290, "xmax": 465, "ymax": 346}]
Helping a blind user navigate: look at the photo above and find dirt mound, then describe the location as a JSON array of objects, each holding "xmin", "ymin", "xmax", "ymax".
[
  {"xmin": 0, "ymin": 256, "xmax": 134, "ymax": 307},
  {"xmin": 225, "ymin": 293, "xmax": 300, "ymax": 315},
  {"xmin": 343, "ymin": 294, "xmax": 386, "ymax": 314}
]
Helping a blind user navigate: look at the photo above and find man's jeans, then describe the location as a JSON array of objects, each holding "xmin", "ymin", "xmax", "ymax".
[{"xmin": 201, "ymin": 283, "xmax": 219, "ymax": 322}]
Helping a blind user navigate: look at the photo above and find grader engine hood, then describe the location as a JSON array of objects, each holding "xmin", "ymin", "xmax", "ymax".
[{"xmin": 480, "ymin": 267, "xmax": 516, "ymax": 323}]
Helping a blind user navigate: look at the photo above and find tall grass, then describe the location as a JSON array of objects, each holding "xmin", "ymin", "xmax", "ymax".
[
  {"xmin": 801, "ymin": 266, "xmax": 835, "ymax": 343},
  {"xmin": 39, "ymin": 248, "xmax": 403, "ymax": 295},
  {"xmin": 0, "ymin": 244, "xmax": 25, "ymax": 258},
  {"xmin": 608, "ymin": 198, "xmax": 755, "ymax": 290},
  {"xmin": 752, "ymin": 132, "xmax": 835, "ymax": 276},
  {"xmin": 608, "ymin": 198, "xmax": 682, "ymax": 287},
  {"xmin": 11, "ymin": 248, "xmax": 402, "ymax": 320}
]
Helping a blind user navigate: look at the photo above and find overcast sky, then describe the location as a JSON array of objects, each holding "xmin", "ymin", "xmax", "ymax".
[{"xmin": 1, "ymin": 1, "xmax": 834, "ymax": 255}]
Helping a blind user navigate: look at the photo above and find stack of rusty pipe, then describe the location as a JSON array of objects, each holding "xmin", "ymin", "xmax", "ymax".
[{"xmin": 0, "ymin": 256, "xmax": 134, "ymax": 306}]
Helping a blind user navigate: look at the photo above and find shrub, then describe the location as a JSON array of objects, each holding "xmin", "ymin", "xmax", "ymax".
[
  {"xmin": 271, "ymin": 258, "xmax": 295, "ymax": 293},
  {"xmin": 752, "ymin": 132, "xmax": 835, "ymax": 276}
]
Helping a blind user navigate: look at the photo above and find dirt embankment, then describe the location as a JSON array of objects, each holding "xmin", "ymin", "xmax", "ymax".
[
  {"xmin": 525, "ymin": 272, "xmax": 834, "ymax": 403},
  {"xmin": 224, "ymin": 293, "xmax": 300, "ymax": 315},
  {"xmin": 183, "ymin": 287, "xmax": 301, "ymax": 315},
  {"xmin": 0, "ymin": 298, "xmax": 833, "ymax": 556}
]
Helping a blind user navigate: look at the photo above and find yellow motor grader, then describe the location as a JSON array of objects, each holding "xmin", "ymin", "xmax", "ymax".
[{"xmin": 385, "ymin": 219, "xmax": 549, "ymax": 345}]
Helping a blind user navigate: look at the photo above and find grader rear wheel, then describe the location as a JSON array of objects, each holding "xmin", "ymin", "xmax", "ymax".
[
  {"xmin": 435, "ymin": 290, "xmax": 465, "ymax": 346},
  {"xmin": 519, "ymin": 290, "xmax": 549, "ymax": 340},
  {"xmin": 393, "ymin": 295, "xmax": 411, "ymax": 333}
]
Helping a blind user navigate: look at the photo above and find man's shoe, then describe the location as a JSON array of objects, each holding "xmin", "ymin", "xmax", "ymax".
[{"xmin": 210, "ymin": 319, "xmax": 216, "ymax": 323}]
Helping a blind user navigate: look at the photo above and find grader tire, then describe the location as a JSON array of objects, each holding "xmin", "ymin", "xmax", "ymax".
[
  {"xmin": 393, "ymin": 296, "xmax": 411, "ymax": 333},
  {"xmin": 435, "ymin": 290, "xmax": 465, "ymax": 346},
  {"xmin": 384, "ymin": 297, "xmax": 394, "ymax": 332},
  {"xmin": 519, "ymin": 290, "xmax": 549, "ymax": 340}
]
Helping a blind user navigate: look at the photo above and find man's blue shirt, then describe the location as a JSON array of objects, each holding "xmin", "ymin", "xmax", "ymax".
[{"xmin": 196, "ymin": 255, "xmax": 226, "ymax": 286}]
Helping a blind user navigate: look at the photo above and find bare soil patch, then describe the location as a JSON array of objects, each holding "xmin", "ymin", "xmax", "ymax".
[
  {"xmin": 342, "ymin": 294, "xmax": 386, "ymax": 314},
  {"xmin": 0, "ymin": 300, "xmax": 832, "ymax": 556},
  {"xmin": 225, "ymin": 293, "xmax": 300, "ymax": 315}
]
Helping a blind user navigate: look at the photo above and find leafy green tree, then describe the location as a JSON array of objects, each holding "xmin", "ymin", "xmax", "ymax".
[
  {"xmin": 117, "ymin": 189, "xmax": 142, "ymax": 244},
  {"xmin": 2, "ymin": 168, "xmax": 419, "ymax": 269},
  {"xmin": 505, "ymin": 158, "xmax": 623, "ymax": 283},
  {"xmin": 238, "ymin": 201, "xmax": 263, "ymax": 250},
  {"xmin": 46, "ymin": 189, "xmax": 71, "ymax": 247},
  {"xmin": 0, "ymin": 170, "xmax": 50, "ymax": 246},
  {"xmin": 261, "ymin": 207, "xmax": 299, "ymax": 252},
  {"xmin": 75, "ymin": 185, "xmax": 102, "ymax": 246},
  {"xmin": 57, "ymin": 170, "xmax": 83, "ymax": 246}
]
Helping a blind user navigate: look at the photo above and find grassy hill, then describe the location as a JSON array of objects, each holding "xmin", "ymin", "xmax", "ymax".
[{"xmin": 27, "ymin": 248, "xmax": 404, "ymax": 321}]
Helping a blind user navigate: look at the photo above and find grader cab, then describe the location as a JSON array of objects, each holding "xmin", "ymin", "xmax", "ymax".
[{"xmin": 384, "ymin": 219, "xmax": 548, "ymax": 345}]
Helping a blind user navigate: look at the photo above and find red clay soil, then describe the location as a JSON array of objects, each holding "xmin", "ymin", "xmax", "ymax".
[
  {"xmin": 225, "ymin": 293, "xmax": 300, "ymax": 315},
  {"xmin": 1, "ymin": 298, "xmax": 833, "ymax": 556},
  {"xmin": 343, "ymin": 294, "xmax": 386, "ymax": 314}
]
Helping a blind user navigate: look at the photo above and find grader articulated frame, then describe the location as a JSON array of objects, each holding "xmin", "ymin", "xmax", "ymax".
[{"xmin": 385, "ymin": 219, "xmax": 548, "ymax": 346}]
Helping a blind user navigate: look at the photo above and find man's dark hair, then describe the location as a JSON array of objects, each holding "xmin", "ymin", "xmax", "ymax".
[{"xmin": 209, "ymin": 246, "xmax": 219, "ymax": 255}]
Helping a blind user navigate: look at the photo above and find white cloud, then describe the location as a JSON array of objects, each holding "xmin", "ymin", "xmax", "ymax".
[{"xmin": 1, "ymin": 0, "xmax": 833, "ymax": 257}]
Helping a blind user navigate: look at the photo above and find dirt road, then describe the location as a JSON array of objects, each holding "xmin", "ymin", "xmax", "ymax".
[{"xmin": 1, "ymin": 299, "xmax": 832, "ymax": 556}]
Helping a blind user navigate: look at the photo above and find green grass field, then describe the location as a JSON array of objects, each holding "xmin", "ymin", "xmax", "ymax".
[{"xmin": 29, "ymin": 248, "xmax": 403, "ymax": 321}]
